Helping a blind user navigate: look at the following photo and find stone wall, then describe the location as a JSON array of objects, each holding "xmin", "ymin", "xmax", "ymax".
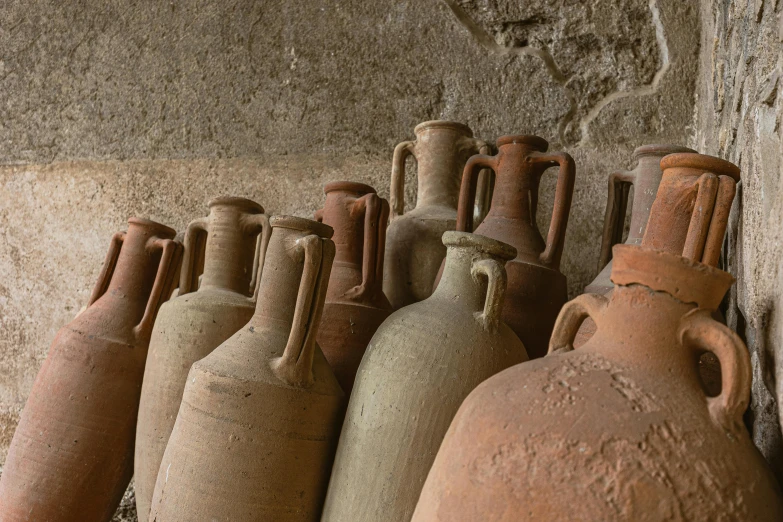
[
  {"xmin": 695, "ymin": 0, "xmax": 783, "ymax": 479},
  {"xmin": 0, "ymin": 1, "xmax": 702, "ymax": 519}
]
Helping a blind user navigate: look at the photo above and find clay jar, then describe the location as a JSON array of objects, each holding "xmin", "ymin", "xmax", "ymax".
[
  {"xmin": 383, "ymin": 120, "xmax": 489, "ymax": 310},
  {"xmin": 413, "ymin": 245, "xmax": 783, "ymax": 522},
  {"xmin": 586, "ymin": 144, "xmax": 695, "ymax": 295},
  {"xmin": 314, "ymin": 181, "xmax": 392, "ymax": 394},
  {"xmin": 134, "ymin": 197, "xmax": 270, "ymax": 519},
  {"xmin": 0, "ymin": 218, "xmax": 181, "ymax": 521},
  {"xmin": 451, "ymin": 134, "xmax": 575, "ymax": 359},
  {"xmin": 321, "ymin": 232, "xmax": 528, "ymax": 522},
  {"xmin": 148, "ymin": 216, "xmax": 343, "ymax": 522}
]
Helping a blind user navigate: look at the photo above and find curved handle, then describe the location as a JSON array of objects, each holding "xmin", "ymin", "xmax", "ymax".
[
  {"xmin": 473, "ymin": 142, "xmax": 495, "ymax": 228},
  {"xmin": 682, "ymin": 172, "xmax": 719, "ymax": 263},
  {"xmin": 390, "ymin": 140, "xmax": 416, "ymax": 218},
  {"xmin": 679, "ymin": 310, "xmax": 750, "ymax": 435},
  {"xmin": 88, "ymin": 231, "xmax": 126, "ymax": 306},
  {"xmin": 244, "ymin": 213, "xmax": 272, "ymax": 301},
  {"xmin": 178, "ymin": 217, "xmax": 209, "ymax": 295},
  {"xmin": 470, "ymin": 258, "xmax": 507, "ymax": 333},
  {"xmin": 346, "ymin": 193, "xmax": 389, "ymax": 301},
  {"xmin": 529, "ymin": 151, "xmax": 576, "ymax": 269},
  {"xmin": 547, "ymin": 293, "xmax": 609, "ymax": 355},
  {"xmin": 456, "ymin": 154, "xmax": 498, "ymax": 232},
  {"xmin": 598, "ymin": 170, "xmax": 636, "ymax": 270},
  {"xmin": 135, "ymin": 237, "xmax": 184, "ymax": 341},
  {"xmin": 271, "ymin": 235, "xmax": 335, "ymax": 387},
  {"xmin": 701, "ymin": 175, "xmax": 737, "ymax": 267}
]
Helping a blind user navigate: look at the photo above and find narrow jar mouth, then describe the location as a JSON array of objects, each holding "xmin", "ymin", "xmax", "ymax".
[
  {"xmin": 270, "ymin": 215, "xmax": 334, "ymax": 239},
  {"xmin": 324, "ymin": 181, "xmax": 376, "ymax": 195},
  {"xmin": 442, "ymin": 231, "xmax": 517, "ymax": 261},
  {"xmin": 414, "ymin": 120, "xmax": 473, "ymax": 137},
  {"xmin": 208, "ymin": 196, "xmax": 265, "ymax": 214},
  {"xmin": 660, "ymin": 153, "xmax": 741, "ymax": 181},
  {"xmin": 610, "ymin": 244, "xmax": 734, "ymax": 309},
  {"xmin": 632, "ymin": 144, "xmax": 696, "ymax": 161},
  {"xmin": 127, "ymin": 217, "xmax": 177, "ymax": 238},
  {"xmin": 496, "ymin": 134, "xmax": 548, "ymax": 151}
]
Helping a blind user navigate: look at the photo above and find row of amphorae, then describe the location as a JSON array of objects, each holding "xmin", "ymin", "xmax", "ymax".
[{"xmin": 0, "ymin": 121, "xmax": 781, "ymax": 521}]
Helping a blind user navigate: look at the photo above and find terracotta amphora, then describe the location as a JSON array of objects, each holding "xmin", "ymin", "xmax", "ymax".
[
  {"xmin": 0, "ymin": 218, "xmax": 181, "ymax": 522},
  {"xmin": 383, "ymin": 120, "xmax": 490, "ymax": 310},
  {"xmin": 314, "ymin": 181, "xmax": 392, "ymax": 395},
  {"xmin": 321, "ymin": 231, "xmax": 528, "ymax": 522},
  {"xmin": 575, "ymin": 153, "xmax": 740, "ymax": 378},
  {"xmin": 449, "ymin": 134, "xmax": 575, "ymax": 360},
  {"xmin": 134, "ymin": 197, "xmax": 270, "ymax": 520},
  {"xmin": 585, "ymin": 144, "xmax": 695, "ymax": 295},
  {"xmin": 413, "ymin": 244, "xmax": 783, "ymax": 522},
  {"xmin": 148, "ymin": 216, "xmax": 343, "ymax": 522}
]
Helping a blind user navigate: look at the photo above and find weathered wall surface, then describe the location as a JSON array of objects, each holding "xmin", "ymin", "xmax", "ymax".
[
  {"xmin": 0, "ymin": 1, "xmax": 700, "ymax": 519},
  {"xmin": 695, "ymin": 0, "xmax": 783, "ymax": 479}
]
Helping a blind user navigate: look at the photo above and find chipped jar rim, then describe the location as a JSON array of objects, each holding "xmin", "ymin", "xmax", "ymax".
[
  {"xmin": 207, "ymin": 196, "xmax": 265, "ymax": 214},
  {"xmin": 660, "ymin": 153, "xmax": 741, "ymax": 181},
  {"xmin": 496, "ymin": 134, "xmax": 548, "ymax": 151},
  {"xmin": 323, "ymin": 181, "xmax": 376, "ymax": 195},
  {"xmin": 442, "ymin": 231, "xmax": 517, "ymax": 261},
  {"xmin": 414, "ymin": 120, "xmax": 474, "ymax": 136},
  {"xmin": 270, "ymin": 215, "xmax": 334, "ymax": 239}
]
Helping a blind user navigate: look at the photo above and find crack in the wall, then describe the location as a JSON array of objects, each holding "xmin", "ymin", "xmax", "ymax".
[
  {"xmin": 576, "ymin": 0, "xmax": 672, "ymax": 146},
  {"xmin": 440, "ymin": 0, "xmax": 577, "ymax": 145},
  {"xmin": 443, "ymin": 0, "xmax": 672, "ymax": 147}
]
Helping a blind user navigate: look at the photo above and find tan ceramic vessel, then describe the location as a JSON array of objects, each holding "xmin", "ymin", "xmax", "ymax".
[
  {"xmin": 322, "ymin": 231, "xmax": 527, "ymax": 522},
  {"xmin": 413, "ymin": 245, "xmax": 783, "ymax": 521},
  {"xmin": 148, "ymin": 216, "xmax": 343, "ymax": 522},
  {"xmin": 315, "ymin": 181, "xmax": 392, "ymax": 395},
  {"xmin": 586, "ymin": 144, "xmax": 695, "ymax": 295},
  {"xmin": 134, "ymin": 197, "xmax": 270, "ymax": 519},
  {"xmin": 0, "ymin": 218, "xmax": 181, "ymax": 521},
  {"xmin": 383, "ymin": 120, "xmax": 490, "ymax": 310}
]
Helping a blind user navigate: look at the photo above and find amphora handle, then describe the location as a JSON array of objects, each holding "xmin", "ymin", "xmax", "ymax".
[
  {"xmin": 352, "ymin": 193, "xmax": 390, "ymax": 300},
  {"xmin": 246, "ymin": 213, "xmax": 272, "ymax": 302},
  {"xmin": 470, "ymin": 258, "xmax": 507, "ymax": 333},
  {"xmin": 135, "ymin": 236, "xmax": 183, "ymax": 341},
  {"xmin": 456, "ymin": 154, "xmax": 498, "ymax": 232},
  {"xmin": 88, "ymin": 231, "xmax": 126, "ymax": 306},
  {"xmin": 528, "ymin": 151, "xmax": 576, "ymax": 270},
  {"xmin": 179, "ymin": 217, "xmax": 209, "ymax": 295},
  {"xmin": 271, "ymin": 235, "xmax": 335, "ymax": 387},
  {"xmin": 547, "ymin": 293, "xmax": 609, "ymax": 355},
  {"xmin": 598, "ymin": 170, "xmax": 636, "ymax": 270},
  {"xmin": 682, "ymin": 173, "xmax": 736, "ymax": 266},
  {"xmin": 679, "ymin": 310, "xmax": 750, "ymax": 436},
  {"xmin": 390, "ymin": 140, "xmax": 416, "ymax": 218}
]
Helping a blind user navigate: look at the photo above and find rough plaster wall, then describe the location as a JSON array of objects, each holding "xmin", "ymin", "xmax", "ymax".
[
  {"xmin": 694, "ymin": 0, "xmax": 783, "ymax": 481},
  {"xmin": 0, "ymin": 1, "xmax": 699, "ymax": 519}
]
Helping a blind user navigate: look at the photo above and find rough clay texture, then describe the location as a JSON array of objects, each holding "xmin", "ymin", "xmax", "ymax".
[
  {"xmin": 0, "ymin": 0, "xmax": 703, "ymax": 519},
  {"xmin": 694, "ymin": 0, "xmax": 783, "ymax": 481}
]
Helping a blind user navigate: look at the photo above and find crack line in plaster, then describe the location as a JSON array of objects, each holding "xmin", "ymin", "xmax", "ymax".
[
  {"xmin": 441, "ymin": 0, "xmax": 577, "ymax": 145},
  {"xmin": 443, "ymin": 0, "xmax": 671, "ymax": 147},
  {"xmin": 576, "ymin": 0, "xmax": 672, "ymax": 146}
]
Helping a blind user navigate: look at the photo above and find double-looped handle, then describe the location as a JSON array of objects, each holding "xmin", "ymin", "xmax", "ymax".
[
  {"xmin": 352, "ymin": 193, "xmax": 390, "ymax": 300},
  {"xmin": 271, "ymin": 235, "xmax": 335, "ymax": 388},
  {"xmin": 470, "ymin": 258, "xmax": 507, "ymax": 333},
  {"xmin": 547, "ymin": 293, "xmax": 609, "ymax": 355},
  {"xmin": 136, "ymin": 237, "xmax": 183, "ymax": 341},
  {"xmin": 679, "ymin": 309, "xmax": 750, "ymax": 435},
  {"xmin": 178, "ymin": 212, "xmax": 272, "ymax": 300},
  {"xmin": 682, "ymin": 173, "xmax": 736, "ymax": 267},
  {"xmin": 598, "ymin": 170, "xmax": 636, "ymax": 270}
]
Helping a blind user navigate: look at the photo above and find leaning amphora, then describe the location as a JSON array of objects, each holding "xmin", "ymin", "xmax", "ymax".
[
  {"xmin": 315, "ymin": 181, "xmax": 392, "ymax": 394},
  {"xmin": 575, "ymin": 153, "xmax": 740, "ymax": 364},
  {"xmin": 0, "ymin": 218, "xmax": 181, "ymax": 521},
  {"xmin": 383, "ymin": 120, "xmax": 490, "ymax": 310},
  {"xmin": 134, "ymin": 197, "xmax": 270, "ymax": 519},
  {"xmin": 322, "ymin": 232, "xmax": 527, "ymax": 522},
  {"xmin": 585, "ymin": 144, "xmax": 695, "ymax": 295},
  {"xmin": 413, "ymin": 244, "xmax": 783, "ymax": 522},
  {"xmin": 149, "ymin": 216, "xmax": 343, "ymax": 522},
  {"xmin": 448, "ymin": 134, "xmax": 575, "ymax": 359}
]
